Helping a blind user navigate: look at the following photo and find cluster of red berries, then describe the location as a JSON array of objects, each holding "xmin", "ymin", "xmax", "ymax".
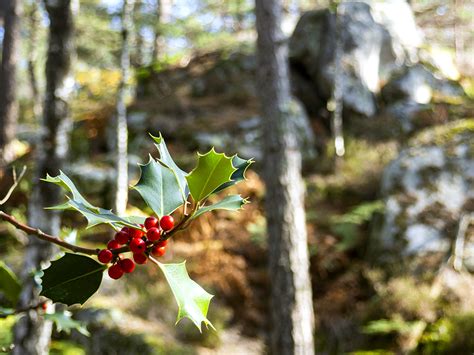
[{"xmin": 97, "ymin": 215, "xmax": 175, "ymax": 280}]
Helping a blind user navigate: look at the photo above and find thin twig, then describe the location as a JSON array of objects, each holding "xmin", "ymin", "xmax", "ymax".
[
  {"xmin": 0, "ymin": 211, "xmax": 98, "ymax": 255},
  {"xmin": 0, "ymin": 301, "xmax": 46, "ymax": 319},
  {"xmin": 0, "ymin": 166, "xmax": 27, "ymax": 205}
]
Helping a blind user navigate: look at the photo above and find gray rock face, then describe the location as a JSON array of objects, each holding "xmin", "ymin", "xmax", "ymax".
[
  {"xmin": 376, "ymin": 122, "xmax": 474, "ymax": 268},
  {"xmin": 289, "ymin": 1, "xmax": 423, "ymax": 123},
  {"xmin": 194, "ymin": 99, "xmax": 317, "ymax": 164},
  {"xmin": 381, "ymin": 64, "xmax": 464, "ymax": 132}
]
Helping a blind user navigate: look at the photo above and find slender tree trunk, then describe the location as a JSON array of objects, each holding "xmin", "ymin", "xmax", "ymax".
[
  {"xmin": 151, "ymin": 0, "xmax": 171, "ymax": 61},
  {"xmin": 330, "ymin": 3, "xmax": 345, "ymax": 163},
  {"xmin": 115, "ymin": 0, "xmax": 134, "ymax": 215},
  {"xmin": 13, "ymin": 1, "xmax": 75, "ymax": 354},
  {"xmin": 255, "ymin": 0, "xmax": 315, "ymax": 354},
  {"xmin": 132, "ymin": 0, "xmax": 143, "ymax": 67},
  {"xmin": 26, "ymin": 1, "xmax": 42, "ymax": 122},
  {"xmin": 0, "ymin": 0, "xmax": 21, "ymax": 165}
]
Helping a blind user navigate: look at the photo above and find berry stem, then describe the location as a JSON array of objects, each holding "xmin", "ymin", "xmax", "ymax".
[{"xmin": 0, "ymin": 211, "xmax": 99, "ymax": 256}]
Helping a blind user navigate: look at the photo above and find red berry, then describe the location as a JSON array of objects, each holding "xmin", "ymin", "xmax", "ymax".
[
  {"xmin": 129, "ymin": 227, "xmax": 144, "ymax": 239},
  {"xmin": 147, "ymin": 227, "xmax": 161, "ymax": 241},
  {"xmin": 41, "ymin": 302, "xmax": 48, "ymax": 311},
  {"xmin": 108, "ymin": 264, "xmax": 124, "ymax": 280},
  {"xmin": 129, "ymin": 237, "xmax": 146, "ymax": 254},
  {"xmin": 107, "ymin": 240, "xmax": 121, "ymax": 250},
  {"xmin": 151, "ymin": 245, "xmax": 166, "ymax": 257},
  {"xmin": 98, "ymin": 249, "xmax": 113, "ymax": 264},
  {"xmin": 121, "ymin": 226, "xmax": 129, "ymax": 233},
  {"xmin": 156, "ymin": 239, "xmax": 168, "ymax": 247},
  {"xmin": 115, "ymin": 231, "xmax": 130, "ymax": 245},
  {"xmin": 144, "ymin": 216, "xmax": 159, "ymax": 229},
  {"xmin": 133, "ymin": 253, "xmax": 147, "ymax": 264},
  {"xmin": 160, "ymin": 215, "xmax": 174, "ymax": 231},
  {"xmin": 119, "ymin": 258, "xmax": 135, "ymax": 273}
]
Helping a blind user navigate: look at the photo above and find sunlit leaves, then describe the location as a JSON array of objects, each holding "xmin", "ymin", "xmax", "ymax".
[
  {"xmin": 186, "ymin": 149, "xmax": 237, "ymax": 203},
  {"xmin": 133, "ymin": 157, "xmax": 185, "ymax": 217},
  {"xmin": 155, "ymin": 260, "xmax": 214, "ymax": 331},
  {"xmin": 43, "ymin": 171, "xmax": 140, "ymax": 229},
  {"xmin": 193, "ymin": 195, "xmax": 248, "ymax": 219},
  {"xmin": 0, "ymin": 261, "xmax": 21, "ymax": 304}
]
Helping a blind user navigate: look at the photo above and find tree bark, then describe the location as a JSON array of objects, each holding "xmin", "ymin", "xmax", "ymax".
[
  {"xmin": 13, "ymin": 1, "xmax": 75, "ymax": 354},
  {"xmin": 255, "ymin": 0, "xmax": 315, "ymax": 354},
  {"xmin": 151, "ymin": 0, "xmax": 171, "ymax": 61},
  {"xmin": 0, "ymin": 0, "xmax": 21, "ymax": 165},
  {"xmin": 26, "ymin": 1, "xmax": 42, "ymax": 122},
  {"xmin": 330, "ymin": 3, "xmax": 345, "ymax": 162},
  {"xmin": 114, "ymin": 0, "xmax": 134, "ymax": 215}
]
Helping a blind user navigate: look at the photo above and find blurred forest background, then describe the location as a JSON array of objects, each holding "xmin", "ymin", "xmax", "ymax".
[{"xmin": 0, "ymin": 0, "xmax": 473, "ymax": 354}]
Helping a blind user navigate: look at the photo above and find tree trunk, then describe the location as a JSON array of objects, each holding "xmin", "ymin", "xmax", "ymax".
[
  {"xmin": 330, "ymin": 3, "xmax": 345, "ymax": 163},
  {"xmin": 13, "ymin": 1, "xmax": 75, "ymax": 354},
  {"xmin": 255, "ymin": 0, "xmax": 315, "ymax": 354},
  {"xmin": 151, "ymin": 0, "xmax": 171, "ymax": 62},
  {"xmin": 0, "ymin": 0, "xmax": 20, "ymax": 165},
  {"xmin": 26, "ymin": 1, "xmax": 42, "ymax": 122},
  {"xmin": 132, "ymin": 0, "xmax": 143, "ymax": 67},
  {"xmin": 114, "ymin": 0, "xmax": 134, "ymax": 215}
]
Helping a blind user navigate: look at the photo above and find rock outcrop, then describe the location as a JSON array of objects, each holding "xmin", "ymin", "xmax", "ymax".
[{"xmin": 374, "ymin": 120, "xmax": 474, "ymax": 270}]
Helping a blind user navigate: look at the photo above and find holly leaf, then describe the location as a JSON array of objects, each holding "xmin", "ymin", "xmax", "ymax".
[
  {"xmin": 43, "ymin": 172, "xmax": 140, "ymax": 229},
  {"xmin": 0, "ymin": 261, "xmax": 21, "ymax": 305},
  {"xmin": 45, "ymin": 310, "xmax": 90, "ymax": 336},
  {"xmin": 186, "ymin": 149, "xmax": 237, "ymax": 203},
  {"xmin": 193, "ymin": 195, "xmax": 248, "ymax": 219},
  {"xmin": 42, "ymin": 171, "xmax": 96, "ymax": 209},
  {"xmin": 212, "ymin": 155, "xmax": 253, "ymax": 194},
  {"xmin": 156, "ymin": 260, "xmax": 214, "ymax": 331},
  {"xmin": 40, "ymin": 253, "xmax": 105, "ymax": 306},
  {"xmin": 133, "ymin": 157, "xmax": 185, "ymax": 217},
  {"xmin": 150, "ymin": 133, "xmax": 189, "ymax": 200}
]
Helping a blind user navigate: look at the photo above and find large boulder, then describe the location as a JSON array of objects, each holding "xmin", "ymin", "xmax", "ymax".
[
  {"xmin": 289, "ymin": 1, "xmax": 422, "ymax": 123},
  {"xmin": 381, "ymin": 64, "xmax": 464, "ymax": 132},
  {"xmin": 374, "ymin": 120, "xmax": 474, "ymax": 270}
]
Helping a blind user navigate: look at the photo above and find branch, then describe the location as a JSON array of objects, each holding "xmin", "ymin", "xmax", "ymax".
[
  {"xmin": 0, "ymin": 166, "xmax": 27, "ymax": 205},
  {"xmin": 0, "ymin": 211, "xmax": 98, "ymax": 255},
  {"xmin": 0, "ymin": 301, "xmax": 46, "ymax": 319}
]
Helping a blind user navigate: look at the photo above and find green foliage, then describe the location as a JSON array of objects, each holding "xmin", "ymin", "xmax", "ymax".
[
  {"xmin": 363, "ymin": 318, "xmax": 426, "ymax": 335},
  {"xmin": 0, "ymin": 261, "xmax": 21, "ymax": 305},
  {"xmin": 419, "ymin": 314, "xmax": 474, "ymax": 353},
  {"xmin": 40, "ymin": 254, "xmax": 105, "ymax": 306},
  {"xmin": 45, "ymin": 310, "xmax": 90, "ymax": 336},
  {"xmin": 330, "ymin": 201, "xmax": 384, "ymax": 251},
  {"xmin": 133, "ymin": 158, "xmax": 185, "ymax": 217},
  {"xmin": 50, "ymin": 340, "xmax": 86, "ymax": 355},
  {"xmin": 37, "ymin": 135, "xmax": 251, "ymax": 330},
  {"xmin": 150, "ymin": 133, "xmax": 190, "ymax": 201},
  {"xmin": 212, "ymin": 155, "xmax": 253, "ymax": 194},
  {"xmin": 193, "ymin": 195, "xmax": 248, "ymax": 219},
  {"xmin": 186, "ymin": 149, "xmax": 237, "ymax": 202},
  {"xmin": 156, "ymin": 261, "xmax": 214, "ymax": 332},
  {"xmin": 43, "ymin": 171, "xmax": 140, "ymax": 229}
]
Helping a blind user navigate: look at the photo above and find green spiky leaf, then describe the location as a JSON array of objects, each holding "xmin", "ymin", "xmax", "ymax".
[
  {"xmin": 150, "ymin": 133, "xmax": 189, "ymax": 200},
  {"xmin": 186, "ymin": 149, "xmax": 237, "ymax": 203},
  {"xmin": 212, "ymin": 155, "xmax": 253, "ymax": 194},
  {"xmin": 193, "ymin": 195, "xmax": 248, "ymax": 219},
  {"xmin": 43, "ymin": 171, "xmax": 139, "ymax": 229},
  {"xmin": 133, "ymin": 157, "xmax": 185, "ymax": 217},
  {"xmin": 40, "ymin": 253, "xmax": 105, "ymax": 306},
  {"xmin": 156, "ymin": 260, "xmax": 214, "ymax": 331},
  {"xmin": 42, "ymin": 171, "xmax": 96, "ymax": 209},
  {"xmin": 0, "ymin": 261, "xmax": 21, "ymax": 305},
  {"xmin": 45, "ymin": 310, "xmax": 90, "ymax": 336}
]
